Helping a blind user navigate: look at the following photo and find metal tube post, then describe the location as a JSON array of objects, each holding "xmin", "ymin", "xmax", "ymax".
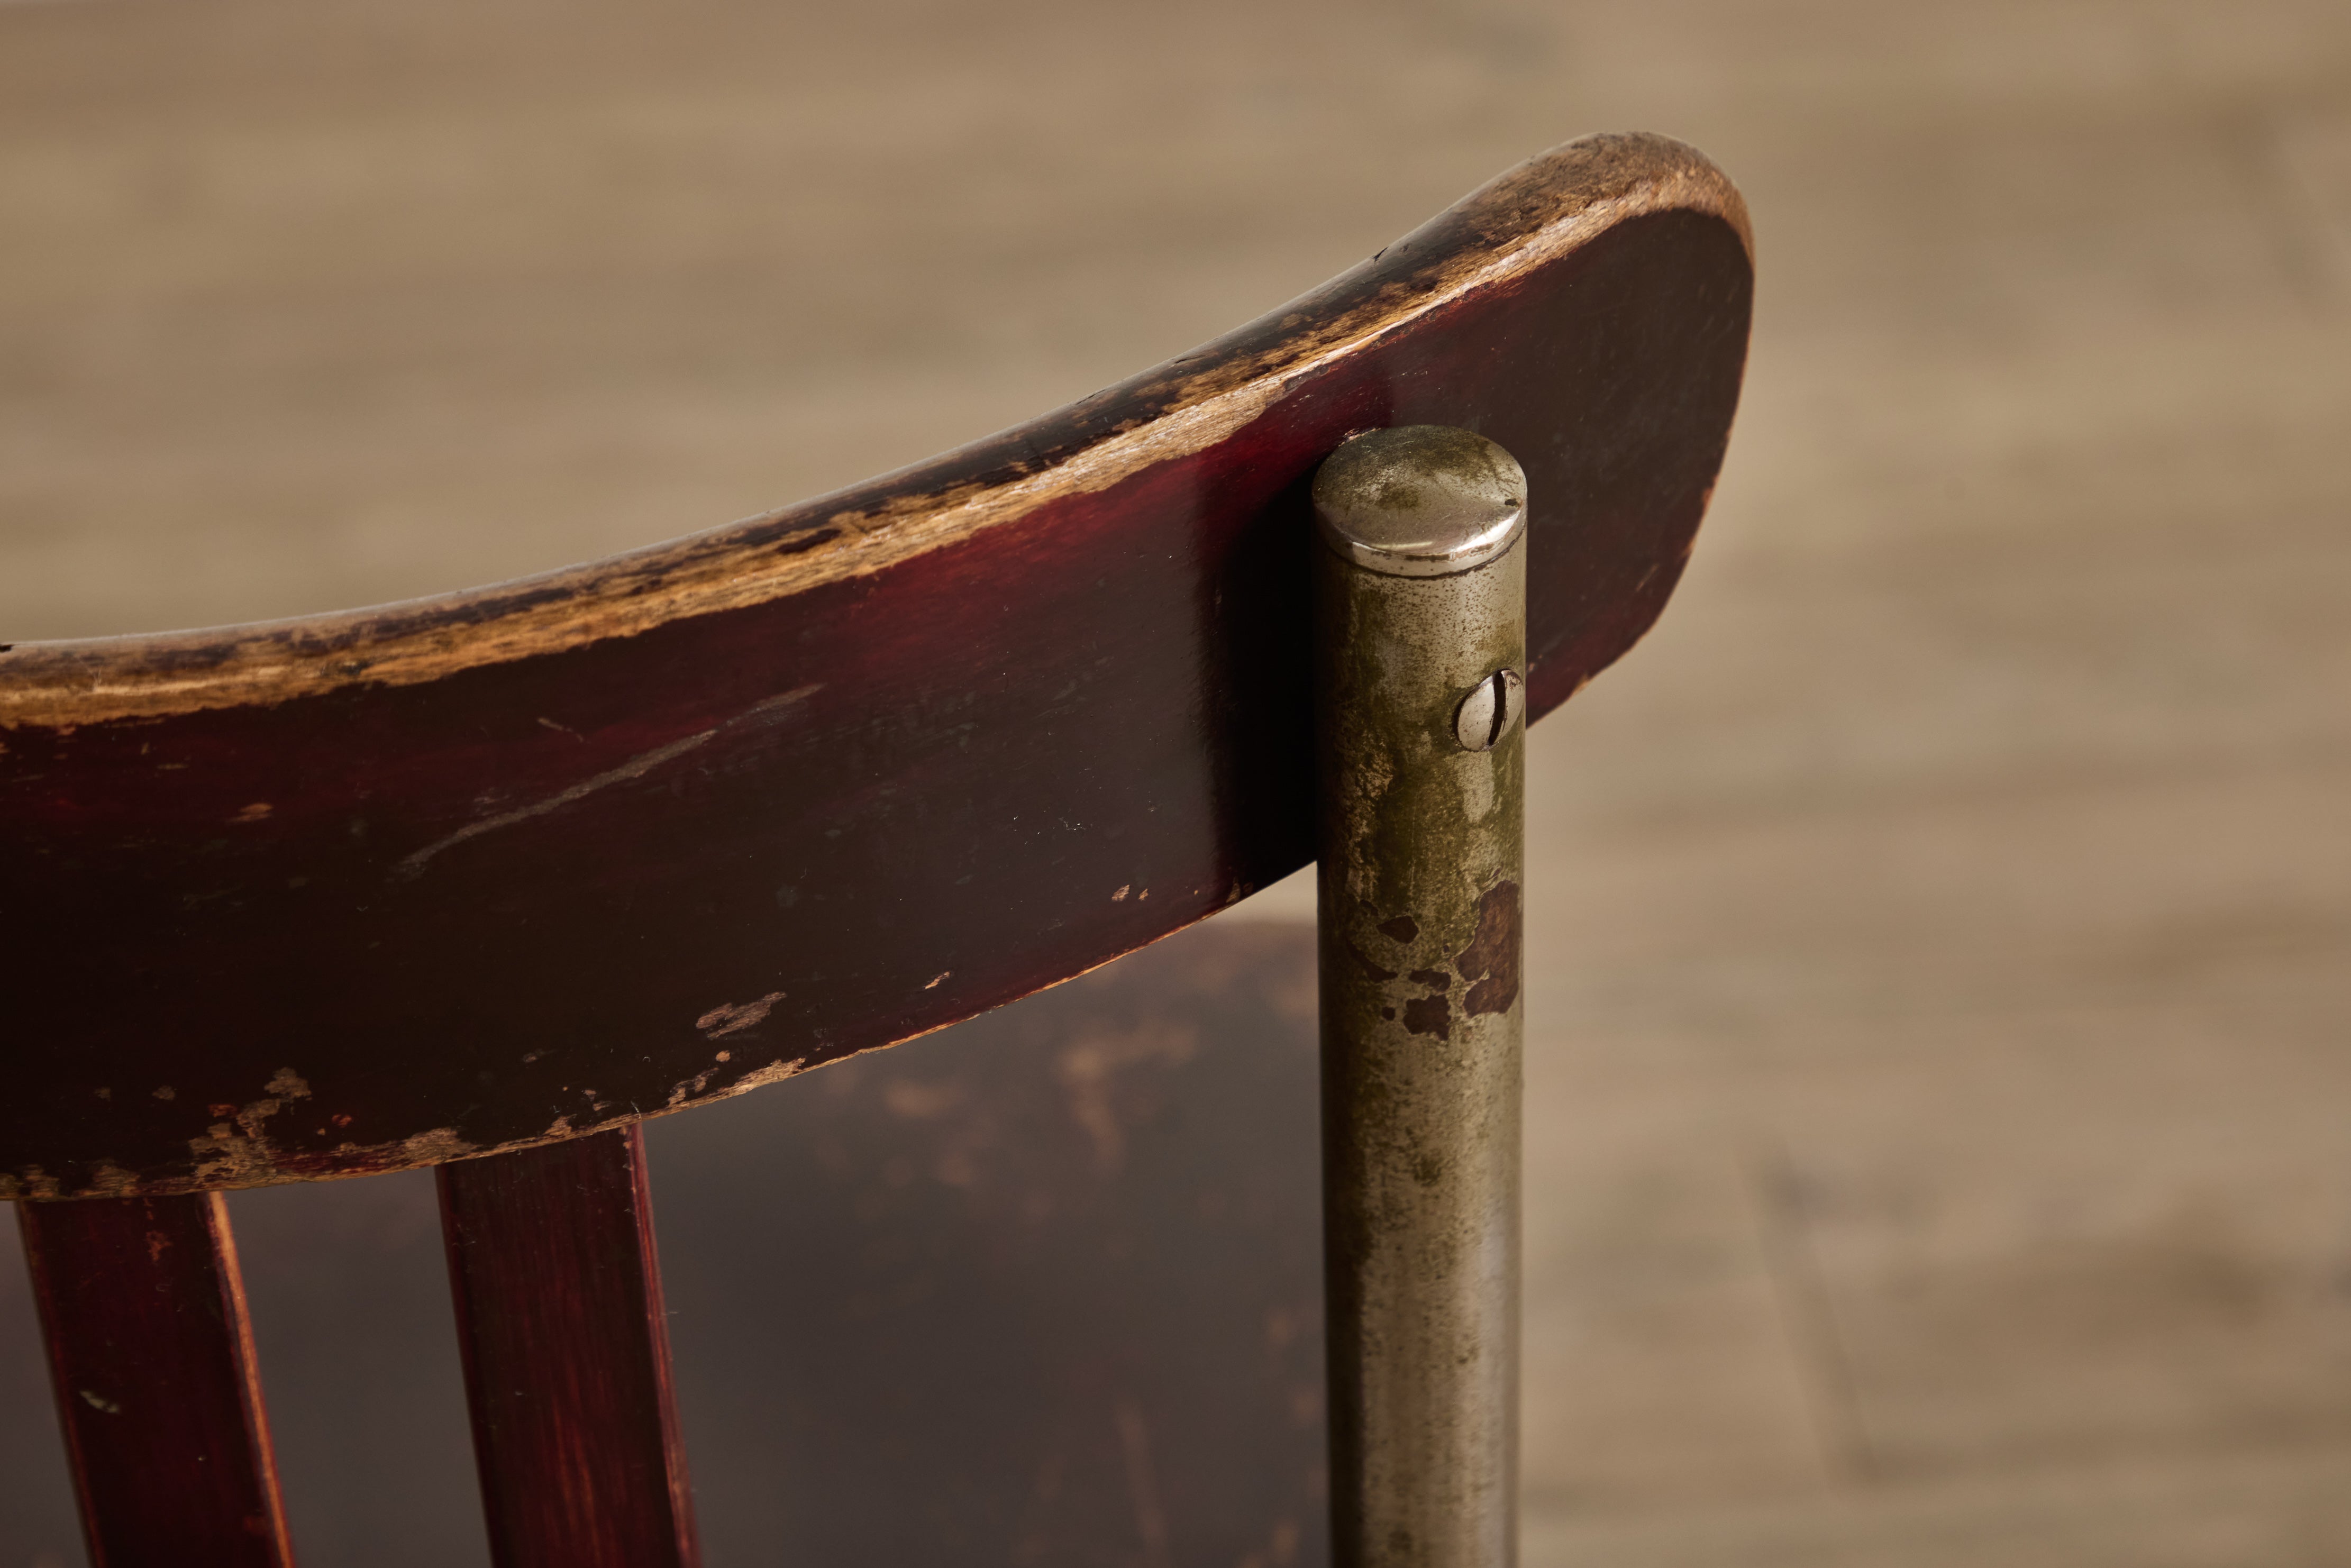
[{"xmin": 1313, "ymin": 426, "xmax": 1527, "ymax": 1568}]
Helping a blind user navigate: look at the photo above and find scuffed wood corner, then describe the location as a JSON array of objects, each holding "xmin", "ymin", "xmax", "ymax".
[{"xmin": 0, "ymin": 132, "xmax": 1746, "ymax": 731}]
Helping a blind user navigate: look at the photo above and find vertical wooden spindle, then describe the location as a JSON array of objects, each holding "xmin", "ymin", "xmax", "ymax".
[
  {"xmin": 16, "ymin": 1191, "xmax": 295, "ymax": 1568},
  {"xmin": 438, "ymin": 1125, "xmax": 699, "ymax": 1568}
]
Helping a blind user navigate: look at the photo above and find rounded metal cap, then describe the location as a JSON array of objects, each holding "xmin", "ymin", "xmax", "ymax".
[{"xmin": 1311, "ymin": 425, "xmax": 1527, "ymax": 578}]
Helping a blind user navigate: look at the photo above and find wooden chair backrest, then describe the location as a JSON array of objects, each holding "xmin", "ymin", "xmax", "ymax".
[{"xmin": 3, "ymin": 133, "xmax": 1751, "ymax": 1565}]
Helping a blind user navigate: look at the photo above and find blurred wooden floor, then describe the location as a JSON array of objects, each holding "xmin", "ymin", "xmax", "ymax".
[{"xmin": 5, "ymin": 0, "xmax": 2351, "ymax": 1564}]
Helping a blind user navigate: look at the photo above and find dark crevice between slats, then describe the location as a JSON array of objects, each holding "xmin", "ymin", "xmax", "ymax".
[
  {"xmin": 16, "ymin": 1190, "xmax": 295, "ymax": 1568},
  {"xmin": 438, "ymin": 1125, "xmax": 699, "ymax": 1568}
]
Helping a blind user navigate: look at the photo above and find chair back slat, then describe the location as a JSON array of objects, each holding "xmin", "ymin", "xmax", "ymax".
[
  {"xmin": 438, "ymin": 1126, "xmax": 699, "ymax": 1567},
  {"xmin": 0, "ymin": 135, "xmax": 1753, "ymax": 1203},
  {"xmin": 15, "ymin": 1191, "xmax": 294, "ymax": 1567}
]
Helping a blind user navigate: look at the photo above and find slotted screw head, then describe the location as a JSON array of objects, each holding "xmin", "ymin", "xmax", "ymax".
[{"xmin": 1453, "ymin": 667, "xmax": 1524, "ymax": 752}]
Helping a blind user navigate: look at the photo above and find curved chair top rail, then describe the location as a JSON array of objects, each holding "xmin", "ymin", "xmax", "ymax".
[{"xmin": 2, "ymin": 132, "xmax": 1752, "ymax": 1199}]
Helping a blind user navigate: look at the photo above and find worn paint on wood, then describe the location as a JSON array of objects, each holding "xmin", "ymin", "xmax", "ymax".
[
  {"xmin": 15, "ymin": 1191, "xmax": 294, "ymax": 1566},
  {"xmin": 0, "ymin": 132, "xmax": 1752, "ymax": 1197},
  {"xmin": 439, "ymin": 1126, "xmax": 699, "ymax": 1568}
]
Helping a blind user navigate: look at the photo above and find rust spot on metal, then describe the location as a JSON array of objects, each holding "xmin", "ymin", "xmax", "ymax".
[
  {"xmin": 1455, "ymin": 880, "xmax": 1520, "ymax": 1017},
  {"xmin": 1377, "ymin": 915, "xmax": 1420, "ymax": 943},
  {"xmin": 1401, "ymin": 994, "xmax": 1452, "ymax": 1041},
  {"xmin": 1407, "ymin": 969, "xmax": 1451, "ymax": 991},
  {"xmin": 1344, "ymin": 938, "xmax": 1396, "ymax": 983}
]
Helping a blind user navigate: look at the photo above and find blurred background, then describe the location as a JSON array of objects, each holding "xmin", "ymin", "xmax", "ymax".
[{"xmin": 4, "ymin": 0, "xmax": 2350, "ymax": 1563}]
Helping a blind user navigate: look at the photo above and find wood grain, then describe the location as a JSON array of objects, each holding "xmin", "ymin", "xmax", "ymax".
[
  {"xmin": 0, "ymin": 132, "xmax": 1751, "ymax": 1197},
  {"xmin": 438, "ymin": 1125, "xmax": 698, "ymax": 1568},
  {"xmin": 15, "ymin": 1191, "xmax": 294, "ymax": 1567}
]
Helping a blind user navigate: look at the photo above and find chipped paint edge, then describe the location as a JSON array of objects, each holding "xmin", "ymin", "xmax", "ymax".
[{"xmin": 0, "ymin": 134, "xmax": 1748, "ymax": 729}]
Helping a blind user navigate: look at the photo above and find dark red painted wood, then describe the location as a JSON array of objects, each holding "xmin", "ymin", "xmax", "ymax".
[
  {"xmin": 15, "ymin": 1191, "xmax": 294, "ymax": 1567},
  {"xmin": 438, "ymin": 1125, "xmax": 698, "ymax": 1568},
  {"xmin": 0, "ymin": 133, "xmax": 1753, "ymax": 1196}
]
